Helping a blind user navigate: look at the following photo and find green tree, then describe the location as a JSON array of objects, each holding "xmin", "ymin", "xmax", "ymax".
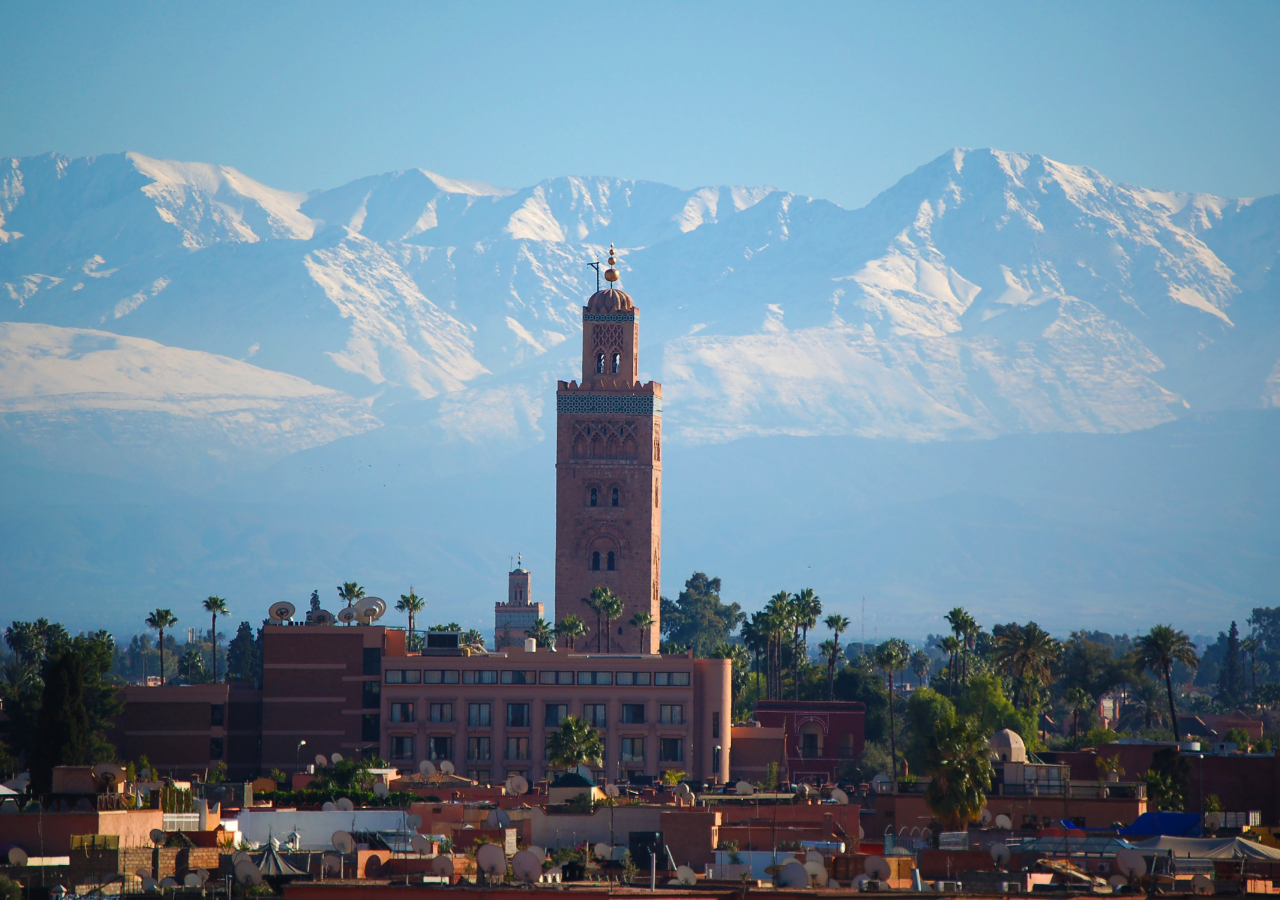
[
  {"xmin": 225, "ymin": 622, "xmax": 261, "ymax": 684},
  {"xmin": 792, "ymin": 588, "xmax": 822, "ymax": 693},
  {"xmin": 629, "ymin": 610, "xmax": 654, "ymax": 653},
  {"xmin": 461, "ymin": 629, "xmax": 485, "ymax": 649},
  {"xmin": 337, "ymin": 582, "xmax": 365, "ymax": 608},
  {"xmin": 145, "ymin": 609, "xmax": 178, "ymax": 686},
  {"xmin": 910, "ymin": 649, "xmax": 932, "ymax": 690},
  {"xmin": 905, "ymin": 687, "xmax": 957, "ymax": 773},
  {"xmin": 201, "ymin": 596, "xmax": 229, "ymax": 682},
  {"xmin": 820, "ymin": 639, "xmax": 843, "ymax": 702},
  {"xmin": 595, "ymin": 588, "xmax": 623, "ymax": 653},
  {"xmin": 555, "ymin": 614, "xmax": 586, "ymax": 651},
  {"xmin": 527, "ymin": 618, "xmax": 555, "ymax": 648},
  {"xmin": 396, "ymin": 590, "xmax": 426, "ymax": 649},
  {"xmin": 992, "ymin": 622, "xmax": 1059, "ymax": 709},
  {"xmin": 938, "ymin": 635, "xmax": 962, "ymax": 698},
  {"xmin": 1133, "ymin": 624, "xmax": 1200, "ymax": 740},
  {"xmin": 1064, "ymin": 687, "xmax": 1093, "ymax": 747},
  {"xmin": 178, "ymin": 646, "xmax": 207, "ymax": 683},
  {"xmin": 764, "ymin": 591, "xmax": 795, "ymax": 699},
  {"xmin": 31, "ymin": 650, "xmax": 92, "ymax": 793},
  {"xmin": 824, "ymin": 615, "xmax": 850, "ymax": 701},
  {"xmin": 585, "ymin": 587, "xmax": 609, "ymax": 653},
  {"xmin": 659, "ymin": 574, "xmax": 745, "ymax": 658},
  {"xmin": 874, "ymin": 638, "xmax": 910, "ymax": 787},
  {"xmin": 832, "ymin": 667, "xmax": 890, "ymax": 744},
  {"xmin": 546, "ymin": 716, "xmax": 603, "ymax": 770},
  {"xmin": 923, "ymin": 716, "xmax": 994, "ymax": 829},
  {"xmin": 1216, "ymin": 621, "xmax": 1246, "ymax": 707},
  {"xmin": 952, "ymin": 674, "xmax": 1037, "ymax": 750}
]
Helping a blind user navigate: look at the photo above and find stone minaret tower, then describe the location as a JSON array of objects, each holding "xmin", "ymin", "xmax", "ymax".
[{"xmin": 554, "ymin": 245, "xmax": 662, "ymax": 654}]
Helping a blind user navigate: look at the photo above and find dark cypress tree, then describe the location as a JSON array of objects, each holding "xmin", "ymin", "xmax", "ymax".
[
  {"xmin": 1218, "ymin": 621, "xmax": 1246, "ymax": 708},
  {"xmin": 31, "ymin": 651, "xmax": 91, "ymax": 794},
  {"xmin": 225, "ymin": 622, "xmax": 262, "ymax": 684}
]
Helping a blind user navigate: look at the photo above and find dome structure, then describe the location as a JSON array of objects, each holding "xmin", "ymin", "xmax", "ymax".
[
  {"xmin": 988, "ymin": 728, "xmax": 1026, "ymax": 763},
  {"xmin": 585, "ymin": 288, "xmax": 634, "ymax": 314}
]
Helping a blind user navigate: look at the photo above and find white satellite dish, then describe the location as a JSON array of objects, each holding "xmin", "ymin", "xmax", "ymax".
[
  {"xmin": 7, "ymin": 847, "xmax": 27, "ymax": 867},
  {"xmin": 419, "ymin": 760, "xmax": 436, "ymax": 777},
  {"xmin": 321, "ymin": 801, "xmax": 336, "ymax": 812},
  {"xmin": 332, "ymin": 831, "xmax": 356, "ymax": 855},
  {"xmin": 486, "ymin": 808, "xmax": 512, "ymax": 829},
  {"xmin": 604, "ymin": 783, "xmax": 620, "ymax": 798},
  {"xmin": 407, "ymin": 814, "xmax": 423, "ymax": 830},
  {"xmin": 995, "ymin": 813, "xmax": 1013, "ymax": 830},
  {"xmin": 160, "ymin": 878, "xmax": 179, "ymax": 889},
  {"xmin": 1116, "ymin": 848, "xmax": 1146, "ymax": 879},
  {"xmin": 432, "ymin": 856, "xmax": 455, "ymax": 879},
  {"xmin": 198, "ymin": 869, "xmax": 209, "ymax": 882},
  {"xmin": 1109, "ymin": 874, "xmax": 1129, "ymax": 890},
  {"xmin": 337, "ymin": 607, "xmax": 357, "ymax": 624},
  {"xmin": 141, "ymin": 876, "xmax": 158, "ymax": 893},
  {"xmin": 735, "ymin": 780, "xmax": 755, "ymax": 796},
  {"xmin": 1192, "ymin": 874, "xmax": 1214, "ymax": 895},
  {"xmin": 410, "ymin": 834, "xmax": 431, "ymax": 854},
  {"xmin": 231, "ymin": 851, "xmax": 249, "ymax": 866},
  {"xmin": 183, "ymin": 873, "xmax": 202, "ymax": 888},
  {"xmin": 575, "ymin": 764, "xmax": 593, "ymax": 780},
  {"xmin": 528, "ymin": 846, "xmax": 547, "ymax": 864},
  {"xmin": 512, "ymin": 850, "xmax": 542, "ymax": 883},
  {"xmin": 314, "ymin": 753, "xmax": 328, "ymax": 767},
  {"xmin": 865, "ymin": 857, "xmax": 892, "ymax": 880},
  {"xmin": 804, "ymin": 860, "xmax": 829, "ymax": 887},
  {"xmin": 675, "ymin": 865, "xmax": 697, "ymax": 886},
  {"xmin": 674, "ymin": 783, "xmax": 692, "ymax": 800},
  {"xmin": 135, "ymin": 869, "xmax": 151, "ymax": 879},
  {"xmin": 330, "ymin": 752, "xmax": 344, "ymax": 764},
  {"xmin": 440, "ymin": 760, "xmax": 455, "ymax": 775},
  {"xmin": 322, "ymin": 854, "xmax": 342, "ymax": 877},
  {"xmin": 593, "ymin": 842, "xmax": 610, "ymax": 859},
  {"xmin": 233, "ymin": 861, "xmax": 259, "ymax": 885},
  {"xmin": 508, "ymin": 774, "xmax": 529, "ymax": 795},
  {"xmin": 311, "ymin": 609, "xmax": 336, "ymax": 626},
  {"xmin": 476, "ymin": 843, "xmax": 507, "ymax": 878},
  {"xmin": 980, "ymin": 808, "xmax": 993, "ymax": 827},
  {"xmin": 796, "ymin": 782, "xmax": 811, "ymax": 798},
  {"xmin": 269, "ymin": 601, "xmax": 296, "ymax": 622},
  {"xmin": 93, "ymin": 762, "xmax": 126, "ymax": 786},
  {"xmin": 807, "ymin": 850, "xmax": 825, "ymax": 866},
  {"xmin": 611, "ymin": 846, "xmax": 628, "ymax": 862},
  {"xmin": 830, "ymin": 786, "xmax": 850, "ymax": 805},
  {"xmin": 149, "ymin": 829, "xmax": 165, "ymax": 845},
  {"xmin": 336, "ymin": 797, "xmax": 354, "ymax": 811},
  {"xmin": 374, "ymin": 782, "xmax": 389, "ymax": 798},
  {"xmin": 991, "ymin": 843, "xmax": 1011, "ymax": 868},
  {"xmin": 776, "ymin": 862, "xmax": 810, "ymax": 888}
]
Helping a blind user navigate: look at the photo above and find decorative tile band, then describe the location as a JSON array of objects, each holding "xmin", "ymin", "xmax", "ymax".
[
  {"xmin": 557, "ymin": 394, "xmax": 661, "ymax": 416},
  {"xmin": 583, "ymin": 313, "xmax": 637, "ymax": 323}
]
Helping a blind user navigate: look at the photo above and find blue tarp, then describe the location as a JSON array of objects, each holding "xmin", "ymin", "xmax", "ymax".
[{"xmin": 1118, "ymin": 812, "xmax": 1202, "ymax": 838}]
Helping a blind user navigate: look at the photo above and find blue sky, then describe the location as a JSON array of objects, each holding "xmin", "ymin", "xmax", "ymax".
[{"xmin": 2, "ymin": 1, "xmax": 1278, "ymax": 208}]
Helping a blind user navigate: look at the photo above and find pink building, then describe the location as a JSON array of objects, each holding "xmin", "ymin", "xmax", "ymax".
[{"xmin": 751, "ymin": 700, "xmax": 866, "ymax": 784}]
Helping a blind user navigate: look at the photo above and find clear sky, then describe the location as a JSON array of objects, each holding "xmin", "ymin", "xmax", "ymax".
[{"xmin": 2, "ymin": 1, "xmax": 1277, "ymax": 209}]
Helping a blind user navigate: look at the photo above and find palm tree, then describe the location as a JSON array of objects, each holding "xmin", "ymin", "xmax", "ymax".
[
  {"xmin": 910, "ymin": 649, "xmax": 932, "ymax": 690},
  {"xmin": 874, "ymin": 638, "xmax": 911, "ymax": 788},
  {"xmin": 145, "ymin": 608, "xmax": 178, "ymax": 685},
  {"xmin": 824, "ymin": 614, "xmax": 850, "ymax": 700},
  {"xmin": 1064, "ymin": 687, "xmax": 1093, "ymax": 747},
  {"xmin": 794, "ymin": 588, "xmax": 822, "ymax": 680},
  {"xmin": 1133, "ymin": 624, "xmax": 1200, "ymax": 740},
  {"xmin": 546, "ymin": 715, "xmax": 603, "ymax": 771},
  {"xmin": 337, "ymin": 582, "xmax": 365, "ymax": 608},
  {"xmin": 202, "ymin": 596, "xmax": 229, "ymax": 683},
  {"xmin": 742, "ymin": 613, "xmax": 766, "ymax": 701},
  {"xmin": 938, "ymin": 636, "xmax": 962, "ymax": 698},
  {"xmin": 630, "ymin": 610, "xmax": 654, "ymax": 653},
  {"xmin": 396, "ymin": 590, "xmax": 426, "ymax": 649},
  {"xmin": 179, "ymin": 645, "xmax": 206, "ymax": 683},
  {"xmin": 461, "ymin": 629, "xmax": 485, "ymax": 649},
  {"xmin": 992, "ymin": 622, "xmax": 1060, "ymax": 709},
  {"xmin": 923, "ymin": 716, "xmax": 994, "ymax": 829},
  {"xmin": 601, "ymin": 591, "xmax": 624, "ymax": 652},
  {"xmin": 527, "ymin": 617, "xmax": 555, "ymax": 648},
  {"xmin": 556, "ymin": 615, "xmax": 586, "ymax": 651},
  {"xmin": 585, "ymin": 588, "xmax": 609, "ymax": 653},
  {"xmin": 765, "ymin": 591, "xmax": 793, "ymax": 699}
]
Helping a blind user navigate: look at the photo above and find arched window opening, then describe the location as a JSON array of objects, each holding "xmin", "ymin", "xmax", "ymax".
[
  {"xmin": 589, "ymin": 487, "xmax": 598, "ymax": 507},
  {"xmin": 611, "ymin": 487, "xmax": 620, "ymax": 507},
  {"xmin": 596, "ymin": 352, "xmax": 605, "ymax": 374},
  {"xmin": 591, "ymin": 551, "xmax": 601, "ymax": 571},
  {"xmin": 516, "ymin": 589, "xmax": 523, "ymax": 602},
  {"xmin": 607, "ymin": 551, "xmax": 616, "ymax": 571},
  {"xmin": 612, "ymin": 352, "xmax": 621, "ymax": 374}
]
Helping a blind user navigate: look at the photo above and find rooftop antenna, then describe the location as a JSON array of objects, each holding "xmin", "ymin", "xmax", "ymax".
[{"xmin": 587, "ymin": 260, "xmax": 600, "ymax": 292}]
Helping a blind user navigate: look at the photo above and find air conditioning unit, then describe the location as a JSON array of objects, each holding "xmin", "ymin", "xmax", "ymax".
[
  {"xmin": 936, "ymin": 881, "xmax": 962, "ymax": 892},
  {"xmin": 1001, "ymin": 882, "xmax": 1022, "ymax": 893},
  {"xmin": 859, "ymin": 880, "xmax": 883, "ymax": 892}
]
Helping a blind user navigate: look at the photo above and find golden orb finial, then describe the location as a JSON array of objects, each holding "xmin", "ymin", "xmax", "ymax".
[{"xmin": 604, "ymin": 242, "xmax": 619, "ymax": 283}]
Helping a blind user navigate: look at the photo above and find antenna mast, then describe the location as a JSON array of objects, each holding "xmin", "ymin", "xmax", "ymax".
[{"xmin": 587, "ymin": 260, "xmax": 600, "ymax": 292}]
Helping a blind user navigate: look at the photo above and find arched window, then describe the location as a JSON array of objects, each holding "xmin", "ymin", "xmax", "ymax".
[
  {"xmin": 589, "ymin": 487, "xmax": 598, "ymax": 507},
  {"xmin": 591, "ymin": 551, "xmax": 601, "ymax": 571},
  {"xmin": 596, "ymin": 352, "xmax": 605, "ymax": 374},
  {"xmin": 607, "ymin": 551, "xmax": 616, "ymax": 571},
  {"xmin": 612, "ymin": 352, "xmax": 621, "ymax": 374},
  {"xmin": 611, "ymin": 487, "xmax": 620, "ymax": 507}
]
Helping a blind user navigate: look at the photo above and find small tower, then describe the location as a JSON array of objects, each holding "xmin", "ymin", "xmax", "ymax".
[{"xmin": 494, "ymin": 556, "xmax": 543, "ymax": 650}]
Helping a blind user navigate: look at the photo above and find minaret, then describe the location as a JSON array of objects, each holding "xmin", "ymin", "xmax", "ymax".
[
  {"xmin": 554, "ymin": 245, "xmax": 662, "ymax": 654},
  {"xmin": 494, "ymin": 555, "xmax": 543, "ymax": 650}
]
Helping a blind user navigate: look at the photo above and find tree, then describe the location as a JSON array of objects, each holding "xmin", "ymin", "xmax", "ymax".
[
  {"xmin": 629, "ymin": 611, "xmax": 654, "ymax": 652},
  {"xmin": 461, "ymin": 629, "xmax": 485, "ymax": 649},
  {"xmin": 938, "ymin": 636, "xmax": 962, "ymax": 698},
  {"xmin": 202, "ymin": 596, "xmax": 229, "ymax": 683},
  {"xmin": 337, "ymin": 582, "xmax": 365, "ymax": 608},
  {"xmin": 910, "ymin": 649, "xmax": 932, "ymax": 690},
  {"xmin": 905, "ymin": 688, "xmax": 957, "ymax": 774},
  {"xmin": 396, "ymin": 590, "xmax": 426, "ymax": 648},
  {"xmin": 1242, "ymin": 634, "xmax": 1262, "ymax": 696},
  {"xmin": 1133, "ymin": 624, "xmax": 1200, "ymax": 740},
  {"xmin": 742, "ymin": 614, "xmax": 767, "ymax": 701},
  {"xmin": 764, "ymin": 591, "xmax": 794, "ymax": 699},
  {"xmin": 824, "ymin": 615, "xmax": 850, "ymax": 701},
  {"xmin": 585, "ymin": 588, "xmax": 609, "ymax": 653},
  {"xmin": 145, "ymin": 609, "xmax": 178, "ymax": 686},
  {"xmin": 1064, "ymin": 687, "xmax": 1092, "ymax": 747},
  {"xmin": 923, "ymin": 716, "xmax": 993, "ymax": 830},
  {"xmin": 992, "ymin": 622, "xmax": 1059, "ymax": 709},
  {"xmin": 1216, "ymin": 621, "xmax": 1246, "ymax": 707},
  {"xmin": 225, "ymin": 622, "xmax": 261, "ymax": 684},
  {"xmin": 31, "ymin": 650, "xmax": 91, "ymax": 793},
  {"xmin": 874, "ymin": 638, "xmax": 910, "ymax": 787},
  {"xmin": 659, "ymin": 573, "xmax": 745, "ymax": 658},
  {"xmin": 945, "ymin": 608, "xmax": 970, "ymax": 679},
  {"xmin": 793, "ymin": 588, "xmax": 822, "ymax": 684},
  {"xmin": 832, "ymin": 667, "xmax": 890, "ymax": 744},
  {"xmin": 527, "ymin": 618, "xmax": 555, "ymax": 648},
  {"xmin": 179, "ymin": 646, "xmax": 207, "ymax": 683},
  {"xmin": 820, "ymin": 640, "xmax": 842, "ymax": 702},
  {"xmin": 556, "ymin": 615, "xmax": 586, "ymax": 651},
  {"xmin": 593, "ymin": 588, "xmax": 623, "ymax": 653},
  {"xmin": 546, "ymin": 716, "xmax": 603, "ymax": 770}
]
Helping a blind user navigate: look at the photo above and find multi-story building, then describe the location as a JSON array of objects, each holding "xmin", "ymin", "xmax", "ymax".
[
  {"xmin": 112, "ymin": 683, "xmax": 262, "ymax": 781},
  {"xmin": 751, "ymin": 700, "xmax": 866, "ymax": 784},
  {"xmin": 493, "ymin": 563, "xmax": 543, "ymax": 650}
]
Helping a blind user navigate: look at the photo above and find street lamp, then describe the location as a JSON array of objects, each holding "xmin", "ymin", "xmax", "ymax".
[
  {"xmin": 714, "ymin": 745, "xmax": 722, "ymax": 785},
  {"xmin": 296, "ymin": 740, "xmax": 307, "ymax": 774}
]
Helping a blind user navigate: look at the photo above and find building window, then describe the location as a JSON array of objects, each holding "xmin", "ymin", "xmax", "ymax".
[
  {"xmin": 660, "ymin": 705, "xmax": 683, "ymax": 725},
  {"xmin": 506, "ymin": 737, "xmax": 530, "ymax": 760},
  {"xmin": 209, "ymin": 738, "xmax": 224, "ymax": 760},
  {"xmin": 404, "ymin": 669, "xmax": 422, "ymax": 684},
  {"xmin": 801, "ymin": 732, "xmax": 820, "ymax": 759},
  {"xmin": 839, "ymin": 734, "xmax": 858, "ymax": 759},
  {"xmin": 621, "ymin": 737, "xmax": 644, "ymax": 762},
  {"xmin": 468, "ymin": 769, "xmax": 491, "ymax": 784},
  {"xmin": 591, "ymin": 551, "xmax": 601, "ymax": 571},
  {"xmin": 463, "ymin": 670, "xmax": 498, "ymax": 685},
  {"xmin": 611, "ymin": 487, "xmax": 620, "ymax": 507},
  {"xmin": 507, "ymin": 703, "xmax": 530, "ymax": 728},
  {"xmin": 391, "ymin": 736, "xmax": 414, "ymax": 760},
  {"xmin": 390, "ymin": 702, "xmax": 415, "ymax": 723},
  {"xmin": 621, "ymin": 704, "xmax": 646, "ymax": 724},
  {"xmin": 362, "ymin": 714, "xmax": 380, "ymax": 742},
  {"xmin": 712, "ymin": 711, "xmax": 720, "ymax": 739},
  {"xmin": 545, "ymin": 704, "xmax": 567, "ymax": 727},
  {"xmin": 468, "ymin": 737, "xmax": 491, "ymax": 761},
  {"xmin": 612, "ymin": 352, "xmax": 621, "ymax": 374},
  {"xmin": 468, "ymin": 703, "xmax": 491, "ymax": 727},
  {"xmin": 363, "ymin": 647, "xmax": 381, "ymax": 676},
  {"xmin": 501, "ymin": 671, "xmax": 535, "ymax": 685},
  {"xmin": 617, "ymin": 672, "xmax": 651, "ymax": 686},
  {"xmin": 590, "ymin": 487, "xmax": 598, "ymax": 507},
  {"xmin": 385, "ymin": 670, "xmax": 404, "ymax": 684},
  {"xmin": 539, "ymin": 671, "xmax": 575, "ymax": 685},
  {"xmin": 428, "ymin": 736, "xmax": 453, "ymax": 760},
  {"xmin": 606, "ymin": 551, "xmax": 616, "ymax": 570},
  {"xmin": 210, "ymin": 705, "xmax": 224, "ymax": 727},
  {"xmin": 659, "ymin": 738, "xmax": 684, "ymax": 763},
  {"xmin": 430, "ymin": 703, "xmax": 453, "ymax": 723},
  {"xmin": 596, "ymin": 352, "xmax": 605, "ymax": 374},
  {"xmin": 583, "ymin": 704, "xmax": 607, "ymax": 727},
  {"xmin": 577, "ymin": 671, "xmax": 613, "ymax": 685},
  {"xmin": 654, "ymin": 672, "xmax": 690, "ymax": 687},
  {"xmin": 362, "ymin": 681, "xmax": 381, "ymax": 708}
]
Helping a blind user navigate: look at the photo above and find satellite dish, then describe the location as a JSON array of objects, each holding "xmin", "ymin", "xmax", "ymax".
[
  {"xmin": 486, "ymin": 808, "xmax": 512, "ymax": 829},
  {"xmin": 330, "ymin": 752, "xmax": 344, "ymax": 764},
  {"xmin": 160, "ymin": 878, "xmax": 179, "ymax": 889},
  {"xmin": 676, "ymin": 865, "xmax": 697, "ymax": 886},
  {"xmin": 337, "ymin": 607, "xmax": 357, "ymax": 624},
  {"xmin": 321, "ymin": 801, "xmax": 336, "ymax": 812},
  {"xmin": 336, "ymin": 797, "xmax": 354, "ymax": 811},
  {"xmin": 322, "ymin": 854, "xmax": 342, "ymax": 877},
  {"xmin": 995, "ymin": 813, "xmax": 1013, "ymax": 830},
  {"xmin": 93, "ymin": 763, "xmax": 126, "ymax": 786},
  {"xmin": 575, "ymin": 764, "xmax": 593, "ymax": 780},
  {"xmin": 529, "ymin": 846, "xmax": 547, "ymax": 864},
  {"xmin": 183, "ymin": 874, "xmax": 202, "ymax": 888},
  {"xmin": 1109, "ymin": 874, "xmax": 1129, "ymax": 890},
  {"xmin": 476, "ymin": 843, "xmax": 507, "ymax": 877},
  {"xmin": 269, "ymin": 602, "xmax": 296, "ymax": 622},
  {"xmin": 593, "ymin": 842, "xmax": 610, "ymax": 859},
  {"xmin": 139, "ymin": 768, "xmax": 151, "ymax": 782},
  {"xmin": 513, "ymin": 850, "xmax": 543, "ymax": 883},
  {"xmin": 980, "ymin": 808, "xmax": 993, "ymax": 826},
  {"xmin": 807, "ymin": 850, "xmax": 825, "ymax": 866},
  {"xmin": 332, "ymin": 831, "xmax": 356, "ymax": 855},
  {"xmin": 407, "ymin": 814, "xmax": 423, "ymax": 830},
  {"xmin": 373, "ymin": 782, "xmax": 389, "ymax": 798},
  {"xmin": 149, "ymin": 829, "xmax": 165, "ymax": 845},
  {"xmin": 440, "ymin": 761, "xmax": 455, "ymax": 775},
  {"xmin": 611, "ymin": 846, "xmax": 628, "ymax": 862},
  {"xmin": 7, "ymin": 847, "xmax": 27, "ymax": 867},
  {"xmin": 865, "ymin": 856, "xmax": 892, "ymax": 881},
  {"xmin": 141, "ymin": 876, "xmax": 158, "ymax": 893},
  {"xmin": 735, "ymin": 780, "xmax": 755, "ymax": 796},
  {"xmin": 1192, "ymin": 874, "xmax": 1213, "ymax": 895},
  {"xmin": 804, "ymin": 860, "xmax": 829, "ymax": 887},
  {"xmin": 410, "ymin": 834, "xmax": 431, "ymax": 854},
  {"xmin": 315, "ymin": 754, "xmax": 329, "ymax": 767},
  {"xmin": 231, "ymin": 851, "xmax": 249, "ymax": 866},
  {"xmin": 830, "ymin": 786, "xmax": 850, "ymax": 805},
  {"xmin": 432, "ymin": 856, "xmax": 455, "ymax": 879},
  {"xmin": 135, "ymin": 869, "xmax": 151, "ymax": 879},
  {"xmin": 991, "ymin": 843, "xmax": 1011, "ymax": 868},
  {"xmin": 674, "ymin": 783, "xmax": 692, "ymax": 800},
  {"xmin": 796, "ymin": 783, "xmax": 811, "ymax": 798},
  {"xmin": 508, "ymin": 774, "xmax": 529, "ymax": 795},
  {"xmin": 1116, "ymin": 848, "xmax": 1146, "ymax": 879},
  {"xmin": 311, "ymin": 609, "xmax": 336, "ymax": 626},
  {"xmin": 777, "ymin": 862, "xmax": 810, "ymax": 888},
  {"xmin": 604, "ymin": 784, "xmax": 620, "ymax": 798},
  {"xmin": 198, "ymin": 869, "xmax": 210, "ymax": 882},
  {"xmin": 233, "ymin": 861, "xmax": 259, "ymax": 885},
  {"xmin": 419, "ymin": 760, "xmax": 436, "ymax": 777}
]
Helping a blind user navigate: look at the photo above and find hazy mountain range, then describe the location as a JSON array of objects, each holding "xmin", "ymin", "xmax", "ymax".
[{"xmin": 2, "ymin": 148, "xmax": 1276, "ymax": 638}]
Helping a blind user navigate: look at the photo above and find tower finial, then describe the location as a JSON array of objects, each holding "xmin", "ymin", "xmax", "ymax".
[{"xmin": 604, "ymin": 242, "xmax": 619, "ymax": 284}]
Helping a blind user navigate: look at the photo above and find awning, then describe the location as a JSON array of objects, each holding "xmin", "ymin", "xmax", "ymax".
[{"xmin": 1127, "ymin": 836, "xmax": 1280, "ymax": 860}]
